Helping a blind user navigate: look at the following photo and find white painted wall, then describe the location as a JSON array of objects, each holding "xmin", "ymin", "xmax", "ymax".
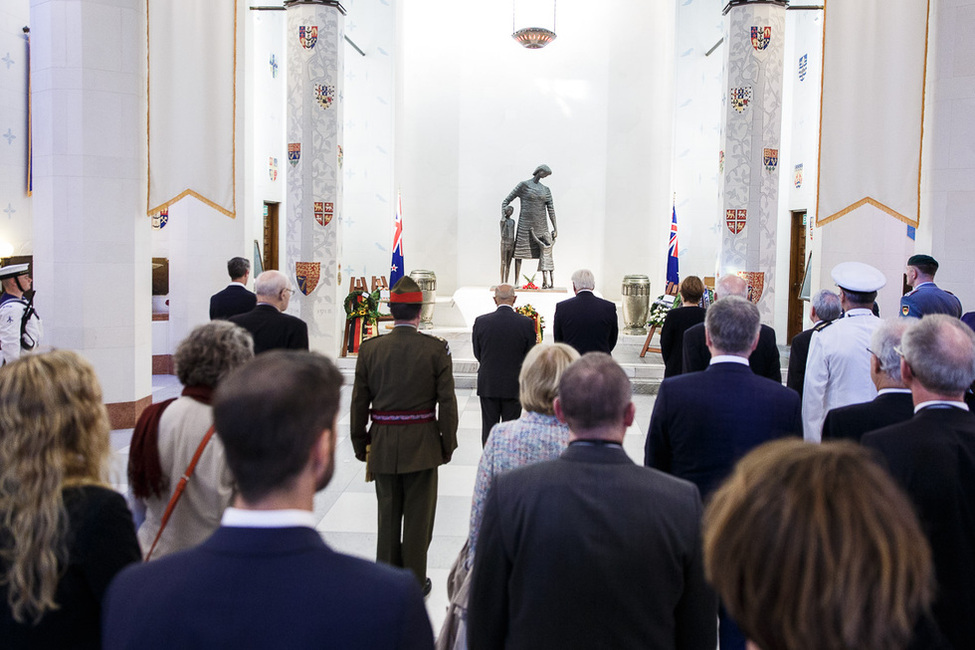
[{"xmin": 0, "ymin": 1, "xmax": 32, "ymax": 257}]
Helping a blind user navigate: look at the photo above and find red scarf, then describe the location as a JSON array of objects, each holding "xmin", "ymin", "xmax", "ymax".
[{"xmin": 127, "ymin": 385, "xmax": 214, "ymax": 500}]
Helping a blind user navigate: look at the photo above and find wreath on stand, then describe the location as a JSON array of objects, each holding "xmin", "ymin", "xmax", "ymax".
[
  {"xmin": 343, "ymin": 289, "xmax": 383, "ymax": 354},
  {"xmin": 515, "ymin": 304, "xmax": 545, "ymax": 343}
]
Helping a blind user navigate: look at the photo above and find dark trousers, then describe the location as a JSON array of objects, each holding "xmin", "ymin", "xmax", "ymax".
[
  {"xmin": 719, "ymin": 603, "xmax": 746, "ymax": 650},
  {"xmin": 479, "ymin": 396, "xmax": 522, "ymax": 446},
  {"xmin": 374, "ymin": 468, "xmax": 438, "ymax": 586}
]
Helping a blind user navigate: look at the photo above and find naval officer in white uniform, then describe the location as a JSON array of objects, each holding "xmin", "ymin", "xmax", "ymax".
[{"xmin": 802, "ymin": 262, "xmax": 886, "ymax": 442}]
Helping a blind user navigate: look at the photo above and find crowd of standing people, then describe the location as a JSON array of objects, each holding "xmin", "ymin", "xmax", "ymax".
[{"xmin": 0, "ymin": 253, "xmax": 972, "ymax": 650}]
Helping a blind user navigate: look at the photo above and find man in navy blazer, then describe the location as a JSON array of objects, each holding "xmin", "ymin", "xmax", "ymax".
[
  {"xmin": 553, "ymin": 269, "xmax": 618, "ymax": 354},
  {"xmin": 786, "ymin": 290, "xmax": 841, "ymax": 396},
  {"xmin": 821, "ymin": 317, "xmax": 916, "ymax": 443},
  {"xmin": 862, "ymin": 315, "xmax": 975, "ymax": 650},
  {"xmin": 209, "ymin": 256, "xmax": 257, "ymax": 320},
  {"xmin": 646, "ymin": 296, "xmax": 801, "ymax": 650},
  {"xmin": 230, "ymin": 270, "xmax": 309, "ymax": 354},
  {"xmin": 103, "ymin": 351, "xmax": 434, "ymax": 650},
  {"xmin": 473, "ymin": 283, "xmax": 536, "ymax": 445},
  {"xmin": 681, "ymin": 275, "xmax": 781, "ymax": 381},
  {"xmin": 469, "ymin": 353, "xmax": 716, "ymax": 650}
]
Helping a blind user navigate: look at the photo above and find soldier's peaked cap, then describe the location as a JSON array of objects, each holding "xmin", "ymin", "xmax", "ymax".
[
  {"xmin": 907, "ymin": 254, "xmax": 938, "ymax": 270},
  {"xmin": 390, "ymin": 277, "xmax": 423, "ymax": 304},
  {"xmin": 831, "ymin": 261, "xmax": 886, "ymax": 293}
]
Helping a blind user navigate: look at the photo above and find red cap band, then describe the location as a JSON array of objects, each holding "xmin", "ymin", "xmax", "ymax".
[{"xmin": 390, "ymin": 291, "xmax": 423, "ymax": 303}]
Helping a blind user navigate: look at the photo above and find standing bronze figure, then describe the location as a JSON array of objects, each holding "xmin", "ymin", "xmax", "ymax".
[{"xmin": 501, "ymin": 164, "xmax": 558, "ymax": 285}]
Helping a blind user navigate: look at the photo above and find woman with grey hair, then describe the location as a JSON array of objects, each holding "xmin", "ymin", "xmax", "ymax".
[{"xmin": 128, "ymin": 321, "xmax": 254, "ymax": 559}]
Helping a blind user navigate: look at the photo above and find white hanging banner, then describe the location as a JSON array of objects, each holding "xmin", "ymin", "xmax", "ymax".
[
  {"xmin": 147, "ymin": 0, "xmax": 237, "ymax": 217},
  {"xmin": 816, "ymin": 0, "xmax": 930, "ymax": 227}
]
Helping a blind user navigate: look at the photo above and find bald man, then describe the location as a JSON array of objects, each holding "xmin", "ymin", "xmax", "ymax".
[
  {"xmin": 681, "ymin": 275, "xmax": 781, "ymax": 381},
  {"xmin": 472, "ymin": 284, "xmax": 536, "ymax": 445},
  {"xmin": 229, "ymin": 271, "xmax": 309, "ymax": 354}
]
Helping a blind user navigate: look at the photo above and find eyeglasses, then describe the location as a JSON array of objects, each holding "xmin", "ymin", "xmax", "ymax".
[
  {"xmin": 283, "ymin": 288, "xmax": 295, "ymax": 296},
  {"xmin": 865, "ymin": 347, "xmax": 878, "ymax": 357},
  {"xmin": 893, "ymin": 345, "xmax": 904, "ymax": 358}
]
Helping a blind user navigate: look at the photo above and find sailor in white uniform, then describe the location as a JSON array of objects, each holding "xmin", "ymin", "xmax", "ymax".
[
  {"xmin": 0, "ymin": 263, "xmax": 42, "ymax": 365},
  {"xmin": 802, "ymin": 262, "xmax": 886, "ymax": 442}
]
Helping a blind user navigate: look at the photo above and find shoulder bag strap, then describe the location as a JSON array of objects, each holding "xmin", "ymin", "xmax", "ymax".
[{"xmin": 144, "ymin": 424, "xmax": 217, "ymax": 562}]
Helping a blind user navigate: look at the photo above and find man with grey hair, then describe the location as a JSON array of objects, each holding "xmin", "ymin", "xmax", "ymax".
[
  {"xmin": 821, "ymin": 318, "xmax": 916, "ymax": 442},
  {"xmin": 230, "ymin": 270, "xmax": 308, "ymax": 354},
  {"xmin": 469, "ymin": 353, "xmax": 716, "ymax": 649},
  {"xmin": 863, "ymin": 315, "xmax": 975, "ymax": 649},
  {"xmin": 209, "ymin": 256, "xmax": 256, "ymax": 320},
  {"xmin": 786, "ymin": 290, "xmax": 842, "ymax": 396},
  {"xmin": 681, "ymin": 274, "xmax": 781, "ymax": 380},
  {"xmin": 472, "ymin": 283, "xmax": 536, "ymax": 445},
  {"xmin": 647, "ymin": 296, "xmax": 800, "ymax": 650},
  {"xmin": 553, "ymin": 269, "xmax": 618, "ymax": 354}
]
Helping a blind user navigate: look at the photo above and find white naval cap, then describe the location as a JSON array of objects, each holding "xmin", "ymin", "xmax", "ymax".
[
  {"xmin": 0, "ymin": 263, "xmax": 30, "ymax": 280},
  {"xmin": 830, "ymin": 261, "xmax": 886, "ymax": 293}
]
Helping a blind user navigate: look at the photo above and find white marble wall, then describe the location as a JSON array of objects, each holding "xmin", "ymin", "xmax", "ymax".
[
  {"xmin": 919, "ymin": 0, "xmax": 975, "ymax": 311},
  {"xmin": 0, "ymin": 1, "xmax": 32, "ymax": 256},
  {"xmin": 30, "ymin": 0, "xmax": 151, "ymax": 407}
]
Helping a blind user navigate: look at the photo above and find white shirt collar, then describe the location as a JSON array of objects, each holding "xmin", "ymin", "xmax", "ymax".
[
  {"xmin": 914, "ymin": 400, "xmax": 969, "ymax": 413},
  {"xmin": 878, "ymin": 388, "xmax": 912, "ymax": 396},
  {"xmin": 498, "ymin": 303, "xmax": 514, "ymax": 310},
  {"xmin": 229, "ymin": 281, "xmax": 247, "ymax": 288},
  {"xmin": 844, "ymin": 308, "xmax": 875, "ymax": 317},
  {"xmin": 221, "ymin": 508, "xmax": 318, "ymax": 529},
  {"xmin": 710, "ymin": 355, "xmax": 750, "ymax": 366}
]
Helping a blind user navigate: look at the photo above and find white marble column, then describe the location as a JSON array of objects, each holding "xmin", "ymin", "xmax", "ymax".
[
  {"xmin": 30, "ymin": 0, "xmax": 151, "ymax": 427},
  {"xmin": 718, "ymin": 0, "xmax": 786, "ymax": 322},
  {"xmin": 285, "ymin": 0, "xmax": 345, "ymax": 355}
]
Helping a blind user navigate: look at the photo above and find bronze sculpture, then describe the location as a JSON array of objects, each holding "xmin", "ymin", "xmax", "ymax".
[{"xmin": 501, "ymin": 164, "xmax": 558, "ymax": 285}]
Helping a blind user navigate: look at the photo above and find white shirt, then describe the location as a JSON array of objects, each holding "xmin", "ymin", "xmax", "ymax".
[
  {"xmin": 0, "ymin": 296, "xmax": 42, "ymax": 365},
  {"xmin": 221, "ymin": 507, "xmax": 318, "ymax": 529},
  {"xmin": 709, "ymin": 355, "xmax": 749, "ymax": 367},
  {"xmin": 802, "ymin": 309, "xmax": 882, "ymax": 442},
  {"xmin": 914, "ymin": 400, "xmax": 969, "ymax": 413}
]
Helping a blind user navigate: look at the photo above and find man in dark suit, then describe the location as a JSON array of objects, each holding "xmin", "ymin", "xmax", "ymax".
[
  {"xmin": 209, "ymin": 256, "xmax": 257, "ymax": 320},
  {"xmin": 821, "ymin": 317, "xmax": 916, "ymax": 443},
  {"xmin": 786, "ymin": 289, "xmax": 841, "ymax": 396},
  {"xmin": 646, "ymin": 296, "xmax": 801, "ymax": 650},
  {"xmin": 472, "ymin": 283, "xmax": 536, "ymax": 445},
  {"xmin": 103, "ymin": 351, "xmax": 434, "ymax": 650},
  {"xmin": 862, "ymin": 315, "xmax": 975, "ymax": 650},
  {"xmin": 553, "ymin": 269, "xmax": 618, "ymax": 354},
  {"xmin": 351, "ymin": 277, "xmax": 458, "ymax": 596},
  {"xmin": 681, "ymin": 275, "xmax": 781, "ymax": 381},
  {"xmin": 229, "ymin": 270, "xmax": 308, "ymax": 354},
  {"xmin": 468, "ymin": 353, "xmax": 716, "ymax": 650},
  {"xmin": 900, "ymin": 254, "xmax": 962, "ymax": 318}
]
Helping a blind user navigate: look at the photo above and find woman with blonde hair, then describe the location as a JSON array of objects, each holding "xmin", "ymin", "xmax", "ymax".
[
  {"xmin": 438, "ymin": 343, "xmax": 580, "ymax": 650},
  {"xmin": 0, "ymin": 350, "xmax": 141, "ymax": 647}
]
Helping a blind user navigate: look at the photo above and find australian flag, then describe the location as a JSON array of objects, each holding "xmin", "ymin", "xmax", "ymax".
[
  {"xmin": 667, "ymin": 206, "xmax": 679, "ymax": 287},
  {"xmin": 390, "ymin": 193, "xmax": 405, "ymax": 286}
]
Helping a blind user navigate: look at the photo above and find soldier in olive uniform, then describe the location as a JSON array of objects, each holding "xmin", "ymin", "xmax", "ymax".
[{"xmin": 351, "ymin": 276, "xmax": 458, "ymax": 596}]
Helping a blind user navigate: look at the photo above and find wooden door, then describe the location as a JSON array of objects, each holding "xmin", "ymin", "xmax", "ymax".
[
  {"xmin": 263, "ymin": 202, "xmax": 279, "ymax": 271},
  {"xmin": 786, "ymin": 210, "xmax": 807, "ymax": 342}
]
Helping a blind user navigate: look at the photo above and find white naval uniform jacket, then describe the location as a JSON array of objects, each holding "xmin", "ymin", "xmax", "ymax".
[
  {"xmin": 0, "ymin": 295, "xmax": 42, "ymax": 365},
  {"xmin": 801, "ymin": 308, "xmax": 881, "ymax": 442}
]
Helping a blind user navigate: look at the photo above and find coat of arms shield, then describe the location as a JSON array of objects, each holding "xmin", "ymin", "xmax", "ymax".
[
  {"xmin": 268, "ymin": 157, "xmax": 278, "ymax": 182},
  {"xmin": 288, "ymin": 143, "xmax": 301, "ymax": 167},
  {"xmin": 794, "ymin": 163, "xmax": 804, "ymax": 189},
  {"xmin": 763, "ymin": 148, "xmax": 778, "ymax": 173},
  {"xmin": 726, "ymin": 209, "xmax": 747, "ymax": 235},
  {"xmin": 315, "ymin": 84, "xmax": 335, "ymax": 110},
  {"xmin": 798, "ymin": 54, "xmax": 808, "ymax": 81},
  {"xmin": 737, "ymin": 271, "xmax": 765, "ymax": 304},
  {"xmin": 314, "ymin": 201, "xmax": 334, "ymax": 227},
  {"xmin": 730, "ymin": 86, "xmax": 752, "ymax": 113},
  {"xmin": 295, "ymin": 262, "xmax": 321, "ymax": 296},
  {"xmin": 299, "ymin": 26, "xmax": 318, "ymax": 49}
]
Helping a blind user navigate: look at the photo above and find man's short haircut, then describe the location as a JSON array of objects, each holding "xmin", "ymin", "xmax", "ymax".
[
  {"xmin": 678, "ymin": 276, "xmax": 705, "ymax": 304},
  {"xmin": 811, "ymin": 290, "xmax": 842, "ymax": 322},
  {"xmin": 841, "ymin": 288, "xmax": 877, "ymax": 306},
  {"xmin": 704, "ymin": 439, "xmax": 933, "ymax": 650},
  {"xmin": 705, "ymin": 296, "xmax": 760, "ymax": 355},
  {"xmin": 494, "ymin": 284, "xmax": 516, "ymax": 303},
  {"xmin": 907, "ymin": 254, "xmax": 939, "ymax": 277},
  {"xmin": 570, "ymin": 269, "xmax": 595, "ymax": 291},
  {"xmin": 213, "ymin": 351, "xmax": 343, "ymax": 502},
  {"xmin": 715, "ymin": 274, "xmax": 747, "ymax": 299},
  {"xmin": 390, "ymin": 302, "xmax": 422, "ymax": 321},
  {"xmin": 519, "ymin": 343, "xmax": 580, "ymax": 415},
  {"xmin": 254, "ymin": 270, "xmax": 288, "ymax": 299},
  {"xmin": 174, "ymin": 321, "xmax": 254, "ymax": 388},
  {"xmin": 556, "ymin": 353, "xmax": 631, "ymax": 432},
  {"xmin": 901, "ymin": 314, "xmax": 975, "ymax": 395},
  {"xmin": 870, "ymin": 318, "xmax": 916, "ymax": 382},
  {"xmin": 227, "ymin": 257, "xmax": 250, "ymax": 280}
]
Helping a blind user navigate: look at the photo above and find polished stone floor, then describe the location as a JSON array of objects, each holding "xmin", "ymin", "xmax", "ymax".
[{"xmin": 109, "ymin": 372, "xmax": 657, "ymax": 634}]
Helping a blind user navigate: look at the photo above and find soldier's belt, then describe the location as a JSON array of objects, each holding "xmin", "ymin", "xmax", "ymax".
[{"xmin": 370, "ymin": 409, "xmax": 436, "ymax": 425}]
